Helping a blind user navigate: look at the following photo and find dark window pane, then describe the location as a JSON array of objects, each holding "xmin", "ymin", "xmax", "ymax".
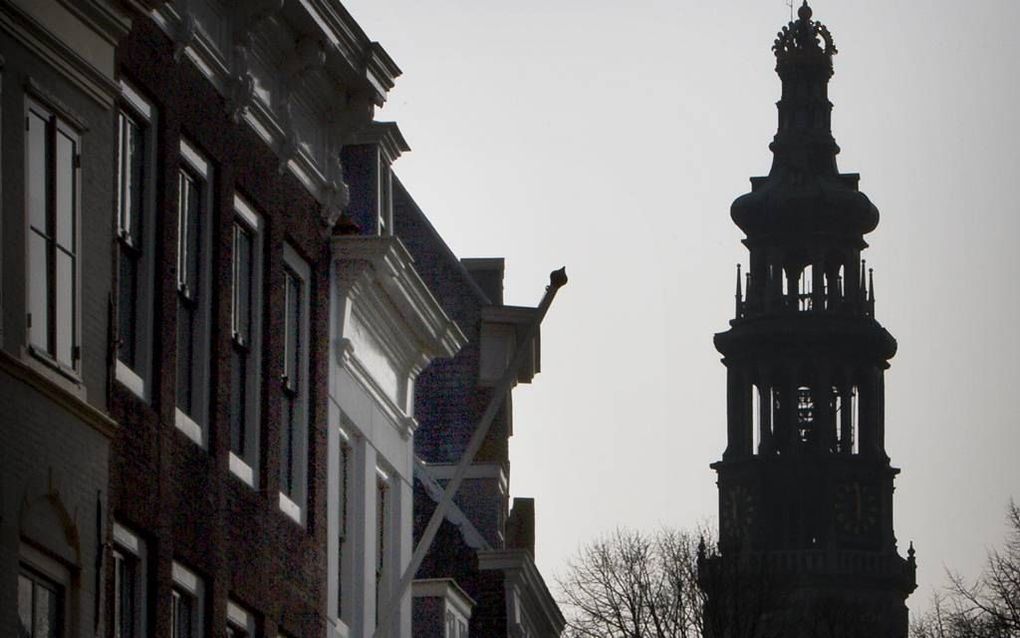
[
  {"xmin": 35, "ymin": 582, "xmax": 50, "ymax": 638},
  {"xmin": 176, "ymin": 172, "xmax": 188, "ymax": 291},
  {"xmin": 177, "ymin": 171, "xmax": 201, "ymax": 298},
  {"xmin": 377, "ymin": 482, "xmax": 386, "ymax": 573},
  {"xmin": 232, "ymin": 224, "xmax": 252, "ymax": 344},
  {"xmin": 283, "ymin": 270, "xmax": 301, "ymax": 388},
  {"xmin": 119, "ymin": 113, "xmax": 145, "ymax": 245},
  {"xmin": 28, "ymin": 231, "xmax": 50, "ymax": 353},
  {"xmin": 185, "ymin": 179, "xmax": 200, "ymax": 298},
  {"xmin": 280, "ymin": 394, "xmax": 293, "ymax": 494},
  {"xmin": 119, "ymin": 252, "xmax": 139, "ymax": 367},
  {"xmin": 230, "ymin": 348, "xmax": 246, "ymax": 456},
  {"xmin": 338, "ymin": 445, "xmax": 349, "ymax": 615},
  {"xmin": 173, "ymin": 592, "xmax": 193, "ymax": 638},
  {"xmin": 55, "ymin": 130, "xmax": 76, "ymax": 252},
  {"xmin": 177, "ymin": 302, "xmax": 194, "ymax": 414},
  {"xmin": 55, "ymin": 249, "xmax": 74, "ymax": 367},
  {"xmin": 18, "ymin": 574, "xmax": 32, "ymax": 636},
  {"xmin": 115, "ymin": 553, "xmax": 136, "ymax": 638},
  {"xmin": 34, "ymin": 579, "xmax": 60, "ymax": 638},
  {"xmin": 27, "ymin": 111, "xmax": 48, "ymax": 234}
]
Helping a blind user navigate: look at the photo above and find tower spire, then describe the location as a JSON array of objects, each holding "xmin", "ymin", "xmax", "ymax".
[
  {"xmin": 705, "ymin": 4, "xmax": 915, "ymax": 634},
  {"xmin": 731, "ymin": 2, "xmax": 877, "ymax": 244}
]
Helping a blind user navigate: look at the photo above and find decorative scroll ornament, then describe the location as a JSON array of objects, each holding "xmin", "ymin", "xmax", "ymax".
[
  {"xmin": 227, "ymin": 0, "xmax": 283, "ymax": 122},
  {"xmin": 772, "ymin": 1, "xmax": 837, "ymax": 58},
  {"xmin": 276, "ymin": 37, "xmax": 326, "ymax": 174}
]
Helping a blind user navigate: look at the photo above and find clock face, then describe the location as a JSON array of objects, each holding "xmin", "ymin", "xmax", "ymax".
[
  {"xmin": 834, "ymin": 482, "xmax": 879, "ymax": 536},
  {"xmin": 721, "ymin": 484, "xmax": 755, "ymax": 539}
]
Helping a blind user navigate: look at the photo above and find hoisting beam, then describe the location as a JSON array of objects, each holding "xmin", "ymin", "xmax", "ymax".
[{"xmin": 374, "ymin": 267, "xmax": 568, "ymax": 638}]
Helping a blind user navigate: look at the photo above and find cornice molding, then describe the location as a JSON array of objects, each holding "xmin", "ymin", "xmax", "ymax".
[
  {"xmin": 347, "ymin": 120, "xmax": 409, "ymax": 164},
  {"xmin": 330, "ymin": 236, "xmax": 464, "ymax": 439},
  {"xmin": 150, "ymin": 0, "xmax": 395, "ymax": 228},
  {"xmin": 411, "ymin": 578, "xmax": 477, "ymax": 619},
  {"xmin": 332, "ymin": 236, "xmax": 466, "ymax": 361},
  {"xmin": 477, "ymin": 548, "xmax": 566, "ymax": 634}
]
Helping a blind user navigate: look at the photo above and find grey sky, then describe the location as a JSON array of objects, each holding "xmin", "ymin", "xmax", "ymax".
[{"xmin": 344, "ymin": 0, "xmax": 1020, "ymax": 616}]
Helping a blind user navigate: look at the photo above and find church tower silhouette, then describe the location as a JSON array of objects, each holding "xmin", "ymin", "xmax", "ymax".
[{"xmin": 700, "ymin": 3, "xmax": 917, "ymax": 635}]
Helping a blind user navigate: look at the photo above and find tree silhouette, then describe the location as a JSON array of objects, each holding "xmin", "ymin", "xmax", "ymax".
[
  {"xmin": 557, "ymin": 527, "xmax": 707, "ymax": 638},
  {"xmin": 912, "ymin": 502, "xmax": 1020, "ymax": 638}
]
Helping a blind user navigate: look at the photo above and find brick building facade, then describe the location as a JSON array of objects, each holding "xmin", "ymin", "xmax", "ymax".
[
  {"xmin": 1, "ymin": 1, "xmax": 563, "ymax": 636},
  {"xmin": 395, "ymin": 181, "xmax": 565, "ymax": 636},
  {"xmin": 0, "ymin": 1, "xmax": 131, "ymax": 636}
]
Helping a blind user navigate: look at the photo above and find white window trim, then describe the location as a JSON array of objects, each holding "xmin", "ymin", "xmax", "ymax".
[
  {"xmin": 174, "ymin": 408, "xmax": 204, "ymax": 447},
  {"xmin": 112, "ymin": 522, "xmax": 140, "ymax": 554},
  {"xmin": 112, "ymin": 522, "xmax": 148, "ymax": 638},
  {"xmin": 174, "ymin": 138, "xmax": 214, "ymax": 447},
  {"xmin": 229, "ymin": 453, "xmax": 254, "ymax": 486},
  {"xmin": 171, "ymin": 561, "xmax": 204, "ymax": 637},
  {"xmin": 278, "ymin": 491, "xmax": 302, "ymax": 524},
  {"xmin": 179, "ymin": 139, "xmax": 209, "ymax": 179},
  {"xmin": 114, "ymin": 80, "xmax": 158, "ymax": 401},
  {"xmin": 279, "ymin": 243, "xmax": 310, "ymax": 524},
  {"xmin": 226, "ymin": 599, "xmax": 255, "ymax": 636},
  {"xmin": 229, "ymin": 194, "xmax": 264, "ymax": 488},
  {"xmin": 116, "ymin": 360, "xmax": 146, "ymax": 399}
]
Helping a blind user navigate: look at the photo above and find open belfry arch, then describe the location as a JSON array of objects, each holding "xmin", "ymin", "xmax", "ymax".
[{"xmin": 700, "ymin": 3, "xmax": 917, "ymax": 636}]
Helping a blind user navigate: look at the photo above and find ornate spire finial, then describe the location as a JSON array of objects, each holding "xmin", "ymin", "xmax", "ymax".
[
  {"xmin": 773, "ymin": 1, "xmax": 836, "ymax": 59},
  {"xmin": 798, "ymin": 1, "xmax": 812, "ymax": 22}
]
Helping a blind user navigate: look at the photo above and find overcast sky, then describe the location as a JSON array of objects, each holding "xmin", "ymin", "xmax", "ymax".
[{"xmin": 344, "ymin": 0, "xmax": 1020, "ymax": 617}]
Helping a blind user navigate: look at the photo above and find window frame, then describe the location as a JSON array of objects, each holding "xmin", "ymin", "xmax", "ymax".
[
  {"xmin": 24, "ymin": 95, "xmax": 82, "ymax": 379},
  {"xmin": 278, "ymin": 243, "xmax": 310, "ymax": 524},
  {"xmin": 18, "ymin": 565, "xmax": 64, "ymax": 638},
  {"xmin": 114, "ymin": 81, "xmax": 158, "ymax": 401},
  {"xmin": 228, "ymin": 194, "xmax": 264, "ymax": 487},
  {"xmin": 18, "ymin": 543, "xmax": 71, "ymax": 638},
  {"xmin": 170, "ymin": 561, "xmax": 203, "ymax": 638},
  {"xmin": 112, "ymin": 522, "xmax": 148, "ymax": 638},
  {"xmin": 173, "ymin": 139, "xmax": 214, "ymax": 447}
]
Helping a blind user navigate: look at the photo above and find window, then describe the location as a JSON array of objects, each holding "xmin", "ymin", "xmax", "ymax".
[
  {"xmin": 229, "ymin": 195, "xmax": 263, "ymax": 486},
  {"xmin": 175, "ymin": 140, "xmax": 213, "ymax": 446},
  {"xmin": 226, "ymin": 600, "xmax": 255, "ymax": 638},
  {"xmin": 377, "ymin": 157, "xmax": 391, "ymax": 236},
  {"xmin": 278, "ymin": 244, "xmax": 309, "ymax": 523},
  {"xmin": 171, "ymin": 562, "xmax": 203, "ymax": 638},
  {"xmin": 375, "ymin": 469, "xmax": 390, "ymax": 627},
  {"xmin": 18, "ymin": 567, "xmax": 63, "ymax": 638},
  {"xmin": 26, "ymin": 98, "xmax": 80, "ymax": 373},
  {"xmin": 337, "ymin": 432, "xmax": 351, "ymax": 622},
  {"xmin": 112, "ymin": 523, "xmax": 147, "ymax": 638},
  {"xmin": 115, "ymin": 82, "xmax": 157, "ymax": 399}
]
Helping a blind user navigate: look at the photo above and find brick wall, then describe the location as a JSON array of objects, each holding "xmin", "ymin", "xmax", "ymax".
[{"xmin": 108, "ymin": 18, "xmax": 333, "ymax": 637}]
